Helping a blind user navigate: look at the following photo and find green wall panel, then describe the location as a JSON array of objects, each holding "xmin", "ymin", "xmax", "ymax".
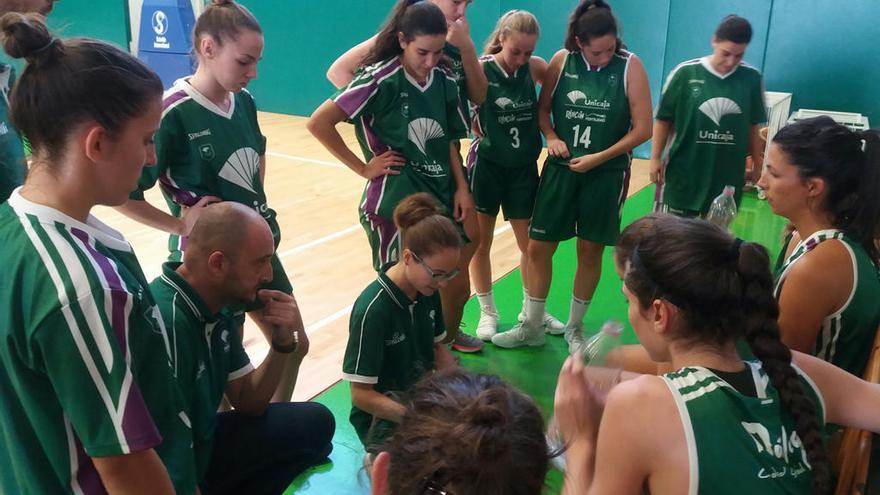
[
  {"xmin": 763, "ymin": 0, "xmax": 880, "ymax": 124},
  {"xmin": 662, "ymin": 0, "xmax": 771, "ymax": 77},
  {"xmin": 48, "ymin": 0, "xmax": 130, "ymax": 49}
]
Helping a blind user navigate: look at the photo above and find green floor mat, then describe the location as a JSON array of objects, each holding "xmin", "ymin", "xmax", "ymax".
[{"xmin": 285, "ymin": 187, "xmax": 786, "ymax": 494}]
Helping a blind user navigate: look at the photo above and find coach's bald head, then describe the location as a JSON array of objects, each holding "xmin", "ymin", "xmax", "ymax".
[{"xmin": 183, "ymin": 202, "xmax": 275, "ymax": 305}]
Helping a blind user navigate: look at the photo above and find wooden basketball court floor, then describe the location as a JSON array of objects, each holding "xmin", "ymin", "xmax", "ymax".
[{"xmin": 91, "ymin": 111, "xmax": 654, "ymax": 401}]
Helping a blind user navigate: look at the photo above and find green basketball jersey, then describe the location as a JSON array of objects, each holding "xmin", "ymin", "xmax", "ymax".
[
  {"xmin": 131, "ymin": 78, "xmax": 276, "ymax": 256},
  {"xmin": 656, "ymin": 57, "xmax": 766, "ymax": 213},
  {"xmin": 0, "ymin": 62, "xmax": 26, "ymax": 203},
  {"xmin": 333, "ymin": 57, "xmax": 468, "ymax": 220},
  {"xmin": 149, "ymin": 261, "xmax": 254, "ymax": 481},
  {"xmin": 774, "ymin": 229, "xmax": 880, "ymax": 376},
  {"xmin": 469, "ymin": 55, "xmax": 541, "ymax": 167},
  {"xmin": 444, "ymin": 43, "xmax": 471, "ymax": 122},
  {"xmin": 662, "ymin": 362, "xmax": 824, "ymax": 494},
  {"xmin": 0, "ymin": 191, "xmax": 196, "ymax": 494},
  {"xmin": 342, "ymin": 273, "xmax": 446, "ymax": 444},
  {"xmin": 548, "ymin": 50, "xmax": 634, "ymax": 171}
]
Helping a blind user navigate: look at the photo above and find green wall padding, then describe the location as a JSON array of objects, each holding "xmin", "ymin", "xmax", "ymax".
[
  {"xmin": 762, "ymin": 0, "xmax": 880, "ymax": 125},
  {"xmin": 48, "ymin": 0, "xmax": 130, "ymax": 49}
]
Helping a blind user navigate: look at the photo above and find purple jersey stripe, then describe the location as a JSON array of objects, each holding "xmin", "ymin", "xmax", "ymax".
[
  {"xmin": 465, "ymin": 137, "xmax": 480, "ymax": 172},
  {"xmin": 74, "ymin": 437, "xmax": 107, "ymax": 495},
  {"xmin": 68, "ymin": 228, "xmax": 162, "ymax": 447},
  {"xmin": 162, "ymin": 90, "xmax": 188, "ymax": 111},
  {"xmin": 70, "ymin": 228, "xmax": 129, "ymax": 349},
  {"xmin": 158, "ymin": 173, "xmax": 200, "ymax": 207},
  {"xmin": 368, "ymin": 213, "xmax": 399, "ymax": 268},
  {"xmin": 334, "ymin": 59, "xmax": 401, "ymax": 117},
  {"xmin": 361, "ymin": 115, "xmax": 391, "ymax": 216}
]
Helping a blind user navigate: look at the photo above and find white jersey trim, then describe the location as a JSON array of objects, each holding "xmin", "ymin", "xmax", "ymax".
[
  {"xmin": 7, "ymin": 189, "xmax": 132, "ymax": 253},
  {"xmin": 353, "ymin": 291, "xmax": 384, "ymax": 375},
  {"xmin": 792, "ymin": 363, "xmax": 827, "ymax": 425},
  {"xmin": 661, "ymin": 58, "xmax": 701, "ymax": 96},
  {"xmin": 13, "ymin": 202, "xmax": 132, "ymax": 453},
  {"xmin": 227, "ymin": 363, "xmax": 255, "ymax": 382},
  {"xmin": 662, "ymin": 375, "xmax": 700, "ymax": 495},
  {"xmin": 343, "ymin": 372, "xmax": 379, "ymax": 384},
  {"xmin": 171, "ymin": 77, "xmax": 236, "ymax": 119}
]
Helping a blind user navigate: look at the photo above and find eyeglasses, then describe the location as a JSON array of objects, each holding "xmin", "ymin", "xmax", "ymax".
[{"xmin": 411, "ymin": 252, "xmax": 460, "ymax": 282}]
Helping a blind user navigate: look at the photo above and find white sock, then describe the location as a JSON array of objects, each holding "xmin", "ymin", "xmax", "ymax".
[
  {"xmin": 568, "ymin": 296, "xmax": 590, "ymax": 328},
  {"xmin": 521, "ymin": 287, "xmax": 530, "ymax": 315},
  {"xmin": 477, "ymin": 292, "xmax": 497, "ymax": 315},
  {"xmin": 526, "ymin": 296, "xmax": 546, "ymax": 329}
]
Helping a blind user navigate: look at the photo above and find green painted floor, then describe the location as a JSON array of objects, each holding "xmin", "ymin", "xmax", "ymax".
[{"xmin": 285, "ymin": 186, "xmax": 787, "ymax": 494}]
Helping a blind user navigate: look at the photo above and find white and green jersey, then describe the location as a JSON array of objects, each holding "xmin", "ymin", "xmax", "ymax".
[
  {"xmin": 333, "ymin": 57, "xmax": 468, "ymax": 220},
  {"xmin": 0, "ymin": 61, "xmax": 25, "ymax": 203},
  {"xmin": 149, "ymin": 261, "xmax": 253, "ymax": 481},
  {"xmin": 131, "ymin": 78, "xmax": 276, "ymax": 257},
  {"xmin": 548, "ymin": 50, "xmax": 634, "ymax": 171},
  {"xmin": 662, "ymin": 362, "xmax": 824, "ymax": 494},
  {"xmin": 774, "ymin": 229, "xmax": 880, "ymax": 376},
  {"xmin": 468, "ymin": 55, "xmax": 541, "ymax": 167},
  {"xmin": 342, "ymin": 272, "xmax": 446, "ymax": 444},
  {"xmin": 656, "ymin": 57, "xmax": 766, "ymax": 213},
  {"xmin": 0, "ymin": 191, "xmax": 195, "ymax": 494}
]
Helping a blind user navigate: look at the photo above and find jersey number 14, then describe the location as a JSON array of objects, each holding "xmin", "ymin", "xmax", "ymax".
[{"xmin": 572, "ymin": 125, "xmax": 592, "ymax": 149}]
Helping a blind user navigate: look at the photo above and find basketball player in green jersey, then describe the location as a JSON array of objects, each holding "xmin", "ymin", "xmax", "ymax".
[
  {"xmin": 651, "ymin": 15, "xmax": 767, "ymax": 216},
  {"xmin": 325, "ymin": 0, "xmax": 487, "ymax": 353},
  {"xmin": 0, "ymin": 0, "xmax": 59, "ymax": 203},
  {"xmin": 0, "ymin": 15, "xmax": 194, "ymax": 494},
  {"xmin": 310, "ymin": 1, "xmax": 483, "ymax": 353},
  {"xmin": 760, "ymin": 116, "xmax": 880, "ymax": 377},
  {"xmin": 492, "ymin": 0, "xmax": 652, "ymax": 349},
  {"xmin": 343, "ymin": 194, "xmax": 458, "ymax": 449},
  {"xmin": 116, "ymin": 1, "xmax": 299, "ymax": 401},
  {"xmin": 465, "ymin": 10, "xmax": 565, "ymax": 341},
  {"xmin": 326, "ymin": 0, "xmax": 487, "ymax": 117},
  {"xmin": 555, "ymin": 215, "xmax": 880, "ymax": 495}
]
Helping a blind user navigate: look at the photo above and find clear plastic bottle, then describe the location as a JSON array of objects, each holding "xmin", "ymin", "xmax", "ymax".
[
  {"xmin": 548, "ymin": 321, "xmax": 624, "ymax": 472},
  {"xmin": 573, "ymin": 321, "xmax": 623, "ymax": 366},
  {"xmin": 706, "ymin": 185, "xmax": 738, "ymax": 230}
]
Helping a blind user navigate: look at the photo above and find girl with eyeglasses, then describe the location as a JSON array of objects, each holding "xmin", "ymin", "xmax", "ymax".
[{"xmin": 342, "ymin": 193, "xmax": 459, "ymax": 450}]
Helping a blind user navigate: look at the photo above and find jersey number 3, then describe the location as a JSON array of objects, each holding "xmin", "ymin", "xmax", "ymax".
[
  {"xmin": 509, "ymin": 127, "xmax": 520, "ymax": 149},
  {"xmin": 572, "ymin": 125, "xmax": 592, "ymax": 149}
]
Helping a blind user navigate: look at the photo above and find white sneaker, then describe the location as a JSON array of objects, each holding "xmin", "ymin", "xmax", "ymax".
[
  {"xmin": 542, "ymin": 313, "xmax": 566, "ymax": 335},
  {"xmin": 565, "ymin": 324, "xmax": 586, "ymax": 354},
  {"xmin": 517, "ymin": 311, "xmax": 567, "ymax": 335},
  {"xmin": 491, "ymin": 322, "xmax": 546, "ymax": 348},
  {"xmin": 475, "ymin": 310, "xmax": 499, "ymax": 341}
]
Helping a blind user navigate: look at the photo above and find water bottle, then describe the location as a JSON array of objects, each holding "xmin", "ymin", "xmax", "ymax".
[
  {"xmin": 706, "ymin": 185, "xmax": 738, "ymax": 230},
  {"xmin": 547, "ymin": 321, "xmax": 624, "ymax": 472},
  {"xmin": 573, "ymin": 321, "xmax": 624, "ymax": 366}
]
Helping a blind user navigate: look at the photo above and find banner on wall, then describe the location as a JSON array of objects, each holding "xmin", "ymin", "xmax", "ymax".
[{"xmin": 137, "ymin": 0, "xmax": 196, "ymax": 88}]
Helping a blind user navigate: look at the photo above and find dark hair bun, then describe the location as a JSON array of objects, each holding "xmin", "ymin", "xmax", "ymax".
[{"xmin": 0, "ymin": 12, "xmax": 61, "ymax": 63}]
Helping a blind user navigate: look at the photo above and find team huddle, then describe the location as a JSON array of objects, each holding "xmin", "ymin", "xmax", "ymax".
[{"xmin": 1, "ymin": 0, "xmax": 880, "ymax": 494}]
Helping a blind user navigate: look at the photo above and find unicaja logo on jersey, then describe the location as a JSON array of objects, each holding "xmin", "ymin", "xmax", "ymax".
[
  {"xmin": 567, "ymin": 90, "xmax": 587, "ymax": 105},
  {"xmin": 741, "ymin": 421, "xmax": 811, "ymax": 479},
  {"xmin": 218, "ymin": 147, "xmax": 261, "ymax": 194},
  {"xmin": 408, "ymin": 118, "xmax": 445, "ymax": 156},
  {"xmin": 495, "ymin": 97, "xmax": 514, "ymax": 109},
  {"xmin": 699, "ymin": 97, "xmax": 742, "ymax": 126}
]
